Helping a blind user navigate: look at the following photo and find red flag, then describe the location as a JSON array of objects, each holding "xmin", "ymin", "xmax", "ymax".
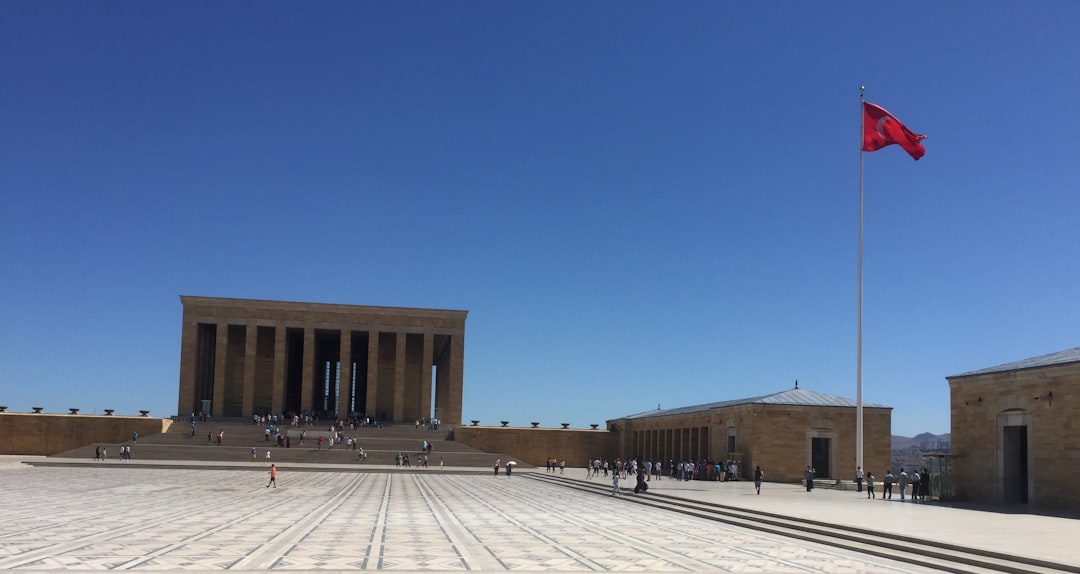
[{"xmin": 862, "ymin": 102, "xmax": 926, "ymax": 160}]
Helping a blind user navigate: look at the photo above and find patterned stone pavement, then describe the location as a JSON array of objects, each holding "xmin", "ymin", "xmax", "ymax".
[{"xmin": 0, "ymin": 465, "xmax": 942, "ymax": 572}]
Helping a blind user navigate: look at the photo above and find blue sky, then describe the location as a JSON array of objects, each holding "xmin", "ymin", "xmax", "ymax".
[{"xmin": 2, "ymin": 2, "xmax": 1078, "ymax": 436}]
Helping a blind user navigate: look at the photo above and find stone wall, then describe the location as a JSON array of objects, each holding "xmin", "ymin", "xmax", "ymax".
[
  {"xmin": 612, "ymin": 403, "xmax": 891, "ymax": 483},
  {"xmin": 742, "ymin": 404, "xmax": 892, "ymax": 484},
  {"xmin": 0, "ymin": 413, "xmax": 172, "ymax": 456},
  {"xmin": 949, "ymin": 362, "xmax": 1078, "ymax": 510},
  {"xmin": 454, "ymin": 426, "xmax": 616, "ymax": 467}
]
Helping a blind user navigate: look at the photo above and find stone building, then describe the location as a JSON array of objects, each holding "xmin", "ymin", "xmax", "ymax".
[
  {"xmin": 607, "ymin": 386, "xmax": 892, "ymax": 483},
  {"xmin": 177, "ymin": 296, "xmax": 466, "ymax": 424},
  {"xmin": 947, "ymin": 347, "xmax": 1080, "ymax": 511}
]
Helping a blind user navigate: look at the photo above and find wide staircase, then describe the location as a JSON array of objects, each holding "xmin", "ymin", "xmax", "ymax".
[{"xmin": 50, "ymin": 419, "xmax": 525, "ymax": 469}]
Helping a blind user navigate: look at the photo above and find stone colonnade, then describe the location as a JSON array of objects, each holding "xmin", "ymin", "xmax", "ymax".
[{"xmin": 177, "ymin": 296, "xmax": 466, "ymax": 424}]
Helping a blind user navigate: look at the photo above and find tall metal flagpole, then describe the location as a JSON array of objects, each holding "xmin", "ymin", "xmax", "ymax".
[{"xmin": 857, "ymin": 86, "xmax": 865, "ymax": 471}]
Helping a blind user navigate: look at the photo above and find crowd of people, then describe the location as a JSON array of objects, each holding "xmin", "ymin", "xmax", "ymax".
[{"xmin": 582, "ymin": 458, "xmax": 745, "ymax": 483}]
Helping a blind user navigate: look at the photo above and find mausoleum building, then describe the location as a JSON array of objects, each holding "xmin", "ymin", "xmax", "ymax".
[{"xmin": 177, "ymin": 296, "xmax": 467, "ymax": 424}]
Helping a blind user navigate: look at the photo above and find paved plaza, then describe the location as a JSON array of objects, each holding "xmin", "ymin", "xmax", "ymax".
[{"xmin": 0, "ymin": 460, "xmax": 949, "ymax": 573}]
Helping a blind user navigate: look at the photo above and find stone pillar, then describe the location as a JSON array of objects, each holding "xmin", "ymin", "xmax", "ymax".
[
  {"xmin": 420, "ymin": 332, "xmax": 433, "ymax": 420},
  {"xmin": 393, "ymin": 331, "xmax": 406, "ymax": 422},
  {"xmin": 301, "ymin": 327, "xmax": 314, "ymax": 413},
  {"xmin": 446, "ymin": 334, "xmax": 465, "ymax": 425},
  {"xmin": 271, "ymin": 325, "xmax": 286, "ymax": 415},
  {"xmin": 242, "ymin": 323, "xmax": 257, "ymax": 416},
  {"xmin": 338, "ymin": 330, "xmax": 352, "ymax": 419},
  {"xmin": 177, "ymin": 318, "xmax": 197, "ymax": 416},
  {"xmin": 212, "ymin": 321, "xmax": 228, "ymax": 417},
  {"xmin": 366, "ymin": 330, "xmax": 379, "ymax": 419}
]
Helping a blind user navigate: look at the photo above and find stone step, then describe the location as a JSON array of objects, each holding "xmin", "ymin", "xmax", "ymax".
[{"xmin": 51, "ymin": 420, "xmax": 531, "ymax": 468}]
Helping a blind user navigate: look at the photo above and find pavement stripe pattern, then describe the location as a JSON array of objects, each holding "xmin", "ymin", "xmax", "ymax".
[{"xmin": 0, "ymin": 466, "xmax": 941, "ymax": 572}]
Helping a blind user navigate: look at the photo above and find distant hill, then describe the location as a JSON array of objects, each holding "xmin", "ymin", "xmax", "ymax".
[
  {"xmin": 890, "ymin": 433, "xmax": 950, "ymax": 472},
  {"xmin": 891, "ymin": 432, "xmax": 950, "ymax": 451}
]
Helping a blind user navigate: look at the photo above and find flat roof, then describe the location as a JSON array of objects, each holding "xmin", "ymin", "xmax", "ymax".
[{"xmin": 180, "ymin": 295, "xmax": 468, "ymax": 319}]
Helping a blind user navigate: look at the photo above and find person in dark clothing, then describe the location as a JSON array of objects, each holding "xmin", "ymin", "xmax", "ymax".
[{"xmin": 634, "ymin": 467, "xmax": 648, "ymax": 493}]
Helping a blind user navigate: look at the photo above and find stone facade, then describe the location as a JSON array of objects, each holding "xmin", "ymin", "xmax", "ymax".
[
  {"xmin": 0, "ymin": 413, "xmax": 170, "ymax": 456},
  {"xmin": 454, "ymin": 426, "xmax": 616, "ymax": 467},
  {"xmin": 178, "ymin": 296, "xmax": 467, "ymax": 424},
  {"xmin": 608, "ymin": 388, "xmax": 892, "ymax": 483},
  {"xmin": 947, "ymin": 348, "xmax": 1080, "ymax": 511}
]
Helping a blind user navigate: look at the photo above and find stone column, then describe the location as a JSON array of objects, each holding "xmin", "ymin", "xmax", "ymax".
[
  {"xmin": 212, "ymin": 321, "xmax": 229, "ymax": 417},
  {"xmin": 366, "ymin": 330, "xmax": 379, "ymax": 419},
  {"xmin": 177, "ymin": 318, "xmax": 197, "ymax": 416},
  {"xmin": 393, "ymin": 331, "xmax": 406, "ymax": 422},
  {"xmin": 337, "ymin": 330, "xmax": 352, "ymax": 419},
  {"xmin": 446, "ymin": 334, "xmax": 465, "ymax": 425},
  {"xmin": 242, "ymin": 323, "xmax": 257, "ymax": 417},
  {"xmin": 271, "ymin": 325, "xmax": 286, "ymax": 415},
  {"xmin": 420, "ymin": 332, "xmax": 433, "ymax": 421},
  {"xmin": 301, "ymin": 327, "xmax": 314, "ymax": 413}
]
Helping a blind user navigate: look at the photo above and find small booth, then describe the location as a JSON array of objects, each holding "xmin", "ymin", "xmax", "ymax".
[{"xmin": 923, "ymin": 454, "xmax": 959, "ymax": 501}]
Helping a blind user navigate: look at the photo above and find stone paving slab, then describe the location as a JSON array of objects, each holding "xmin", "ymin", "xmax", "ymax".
[
  {"xmin": 0, "ymin": 461, "xmax": 944, "ymax": 573},
  {"xmin": 555, "ymin": 469, "xmax": 1080, "ymax": 568}
]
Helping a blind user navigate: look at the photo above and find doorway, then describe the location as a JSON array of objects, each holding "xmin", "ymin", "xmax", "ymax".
[
  {"xmin": 811, "ymin": 437, "xmax": 831, "ymax": 479},
  {"xmin": 1002, "ymin": 425, "xmax": 1029, "ymax": 504}
]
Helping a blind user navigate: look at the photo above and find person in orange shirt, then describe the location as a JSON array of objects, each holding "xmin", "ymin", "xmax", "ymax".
[{"xmin": 267, "ymin": 464, "xmax": 277, "ymax": 488}]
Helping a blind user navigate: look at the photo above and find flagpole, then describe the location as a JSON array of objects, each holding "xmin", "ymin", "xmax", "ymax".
[{"xmin": 857, "ymin": 86, "xmax": 865, "ymax": 472}]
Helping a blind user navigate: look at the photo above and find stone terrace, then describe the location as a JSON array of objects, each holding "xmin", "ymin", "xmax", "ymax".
[{"xmin": 51, "ymin": 419, "xmax": 524, "ymax": 468}]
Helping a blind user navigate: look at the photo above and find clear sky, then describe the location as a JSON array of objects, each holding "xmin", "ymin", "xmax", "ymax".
[{"xmin": 2, "ymin": 2, "xmax": 1078, "ymax": 437}]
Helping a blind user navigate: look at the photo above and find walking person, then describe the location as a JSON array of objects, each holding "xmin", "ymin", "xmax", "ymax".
[
  {"xmin": 494, "ymin": 458, "xmax": 500, "ymax": 477},
  {"xmin": 612, "ymin": 471, "xmax": 621, "ymax": 496},
  {"xmin": 898, "ymin": 468, "xmax": 909, "ymax": 501},
  {"xmin": 866, "ymin": 472, "xmax": 876, "ymax": 499},
  {"xmin": 754, "ymin": 466, "xmax": 764, "ymax": 494},
  {"xmin": 804, "ymin": 466, "xmax": 815, "ymax": 492},
  {"xmin": 266, "ymin": 464, "xmax": 277, "ymax": 488},
  {"xmin": 883, "ymin": 469, "xmax": 894, "ymax": 499},
  {"xmin": 920, "ymin": 467, "xmax": 931, "ymax": 500},
  {"xmin": 855, "ymin": 466, "xmax": 864, "ymax": 493},
  {"xmin": 910, "ymin": 469, "xmax": 921, "ymax": 502}
]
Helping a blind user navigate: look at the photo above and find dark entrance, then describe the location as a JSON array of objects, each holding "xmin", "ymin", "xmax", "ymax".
[
  {"xmin": 811, "ymin": 437, "xmax": 831, "ymax": 479},
  {"xmin": 1002, "ymin": 425, "xmax": 1029, "ymax": 504}
]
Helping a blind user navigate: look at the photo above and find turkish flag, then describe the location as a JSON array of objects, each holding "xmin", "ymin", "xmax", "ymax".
[{"xmin": 862, "ymin": 102, "xmax": 926, "ymax": 160}]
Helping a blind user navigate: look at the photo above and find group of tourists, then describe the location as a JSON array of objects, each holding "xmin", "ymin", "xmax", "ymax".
[
  {"xmin": 584, "ymin": 458, "xmax": 745, "ymax": 483},
  {"xmin": 544, "ymin": 457, "xmax": 565, "ymax": 474},
  {"xmin": 492, "ymin": 458, "xmax": 516, "ymax": 477},
  {"xmin": 93, "ymin": 444, "xmax": 133, "ymax": 461},
  {"xmin": 414, "ymin": 417, "xmax": 442, "ymax": 431},
  {"xmin": 854, "ymin": 466, "xmax": 932, "ymax": 500},
  {"xmin": 245, "ymin": 410, "xmax": 390, "ymax": 430}
]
